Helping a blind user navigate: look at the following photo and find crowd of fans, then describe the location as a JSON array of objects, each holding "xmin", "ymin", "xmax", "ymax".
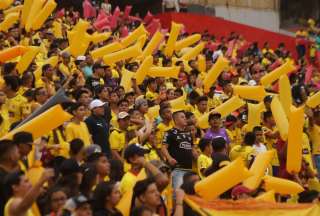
[{"xmin": 1, "ymin": 1, "xmax": 320, "ymax": 216}]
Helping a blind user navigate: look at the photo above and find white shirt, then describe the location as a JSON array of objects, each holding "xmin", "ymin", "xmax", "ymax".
[{"xmin": 253, "ymin": 143, "xmax": 267, "ymax": 154}]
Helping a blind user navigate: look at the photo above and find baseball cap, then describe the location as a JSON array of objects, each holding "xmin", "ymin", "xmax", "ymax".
[
  {"xmin": 64, "ymin": 195, "xmax": 91, "ymax": 212},
  {"xmin": 124, "ymin": 144, "xmax": 150, "ymax": 162},
  {"xmin": 89, "ymin": 99, "xmax": 105, "ymax": 110},
  {"xmin": 59, "ymin": 159, "xmax": 81, "ymax": 176},
  {"xmin": 225, "ymin": 114, "xmax": 237, "ymax": 127},
  {"xmin": 209, "ymin": 112, "xmax": 222, "ymax": 120},
  {"xmin": 85, "ymin": 144, "xmax": 102, "ymax": 158},
  {"xmin": 117, "ymin": 111, "xmax": 129, "ymax": 120},
  {"xmin": 76, "ymin": 56, "xmax": 86, "ymax": 61}
]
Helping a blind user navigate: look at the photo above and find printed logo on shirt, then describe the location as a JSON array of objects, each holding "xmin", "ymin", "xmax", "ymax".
[{"xmin": 179, "ymin": 141, "xmax": 192, "ymax": 150}]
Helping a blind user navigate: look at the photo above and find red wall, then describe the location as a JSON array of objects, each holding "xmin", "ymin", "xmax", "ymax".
[{"xmin": 156, "ymin": 12, "xmax": 296, "ymax": 58}]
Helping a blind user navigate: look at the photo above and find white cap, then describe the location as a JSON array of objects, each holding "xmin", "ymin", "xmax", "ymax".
[
  {"xmin": 76, "ymin": 55, "xmax": 86, "ymax": 61},
  {"xmin": 89, "ymin": 99, "xmax": 105, "ymax": 110},
  {"xmin": 117, "ymin": 111, "xmax": 129, "ymax": 120}
]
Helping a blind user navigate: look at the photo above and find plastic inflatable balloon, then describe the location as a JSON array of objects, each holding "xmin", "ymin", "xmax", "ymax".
[
  {"xmin": 147, "ymin": 105, "xmax": 160, "ymax": 120},
  {"xmin": 197, "ymin": 54, "xmax": 206, "ymax": 73},
  {"xmin": 180, "ymin": 42, "xmax": 205, "ymax": 61},
  {"xmin": 34, "ymin": 56, "xmax": 59, "ymax": 80},
  {"xmin": 198, "ymin": 96, "xmax": 245, "ymax": 129},
  {"xmin": 143, "ymin": 11, "xmax": 153, "ymax": 24},
  {"xmin": 279, "ymin": 75, "xmax": 292, "ymax": 117},
  {"xmin": 0, "ymin": 0, "xmax": 13, "ymax": 10},
  {"xmin": 0, "ymin": 46, "xmax": 28, "ymax": 63},
  {"xmin": 243, "ymin": 150, "xmax": 274, "ymax": 190},
  {"xmin": 120, "ymin": 26, "xmax": 129, "ymax": 38},
  {"xmin": 26, "ymin": 162, "xmax": 44, "ymax": 186},
  {"xmin": 164, "ymin": 22, "xmax": 182, "ymax": 57},
  {"xmin": 70, "ymin": 33, "xmax": 91, "ymax": 57},
  {"xmin": 0, "ymin": 12, "xmax": 19, "ymax": 32},
  {"xmin": 146, "ymin": 19, "xmax": 161, "ymax": 37},
  {"xmin": 255, "ymin": 190, "xmax": 276, "ymax": 202},
  {"xmin": 233, "ymin": 85, "xmax": 266, "ymax": 101},
  {"xmin": 263, "ymin": 175, "xmax": 304, "ymax": 195},
  {"xmin": 121, "ymin": 24, "xmax": 147, "ymax": 48},
  {"xmin": 174, "ymin": 34, "xmax": 201, "ymax": 51},
  {"xmin": 72, "ymin": 19, "xmax": 90, "ymax": 34},
  {"xmin": 135, "ymin": 56, "xmax": 153, "ymax": 85},
  {"xmin": 25, "ymin": 0, "xmax": 46, "ymax": 32},
  {"xmin": 195, "ymin": 157, "xmax": 251, "ymax": 201},
  {"xmin": 260, "ymin": 61, "xmax": 296, "ymax": 86},
  {"xmin": 16, "ymin": 46, "xmax": 40, "ymax": 74},
  {"xmin": 123, "ymin": 5, "xmax": 132, "ymax": 19},
  {"xmin": 139, "ymin": 31, "xmax": 164, "ymax": 60},
  {"xmin": 306, "ymin": 91, "xmax": 320, "ymax": 108},
  {"xmin": 90, "ymin": 32, "xmax": 111, "ymax": 44},
  {"xmin": 203, "ymin": 56, "xmax": 229, "ymax": 92},
  {"xmin": 21, "ymin": 0, "xmax": 33, "ymax": 27},
  {"xmin": 103, "ymin": 43, "xmax": 142, "ymax": 65},
  {"xmin": 137, "ymin": 34, "xmax": 147, "ymax": 49},
  {"xmin": 247, "ymin": 102, "xmax": 265, "ymax": 132},
  {"xmin": 147, "ymin": 66, "xmax": 180, "ymax": 79},
  {"xmin": 169, "ymin": 95, "xmax": 187, "ymax": 110},
  {"xmin": 52, "ymin": 20, "xmax": 63, "ymax": 38},
  {"xmin": 286, "ymin": 106, "xmax": 304, "ymax": 173},
  {"xmin": 83, "ymin": 0, "xmax": 93, "ymax": 19},
  {"xmin": 270, "ymin": 96, "xmax": 289, "ymax": 140},
  {"xmin": 0, "ymin": 105, "xmax": 73, "ymax": 140},
  {"xmin": 91, "ymin": 42, "xmax": 123, "ymax": 60},
  {"xmin": 120, "ymin": 69, "xmax": 135, "ymax": 92},
  {"xmin": 31, "ymin": 0, "xmax": 57, "ymax": 31},
  {"xmin": 93, "ymin": 17, "xmax": 110, "ymax": 30},
  {"xmin": 4, "ymin": 5, "xmax": 23, "ymax": 16}
]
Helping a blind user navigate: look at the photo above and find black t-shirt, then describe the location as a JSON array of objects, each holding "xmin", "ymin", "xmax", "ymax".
[
  {"xmin": 163, "ymin": 128, "xmax": 193, "ymax": 169},
  {"xmin": 0, "ymin": 167, "xmax": 9, "ymax": 214},
  {"xmin": 86, "ymin": 76, "xmax": 101, "ymax": 92},
  {"xmin": 204, "ymin": 152, "xmax": 230, "ymax": 177}
]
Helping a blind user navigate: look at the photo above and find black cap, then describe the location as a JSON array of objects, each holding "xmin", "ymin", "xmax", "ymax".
[
  {"xmin": 59, "ymin": 159, "xmax": 81, "ymax": 176},
  {"xmin": 209, "ymin": 112, "xmax": 222, "ymax": 120},
  {"xmin": 93, "ymin": 63, "xmax": 109, "ymax": 71},
  {"xmin": 124, "ymin": 144, "xmax": 150, "ymax": 162}
]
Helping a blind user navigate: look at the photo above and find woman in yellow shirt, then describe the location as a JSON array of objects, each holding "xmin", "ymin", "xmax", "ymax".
[{"xmin": 65, "ymin": 103, "xmax": 92, "ymax": 146}]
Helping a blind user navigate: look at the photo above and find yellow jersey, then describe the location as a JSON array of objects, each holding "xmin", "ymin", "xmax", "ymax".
[
  {"xmin": 197, "ymin": 153, "xmax": 212, "ymax": 179},
  {"xmin": 65, "ymin": 121, "xmax": 91, "ymax": 146},
  {"xmin": 119, "ymin": 169, "xmax": 146, "ymax": 194},
  {"xmin": 4, "ymin": 94, "xmax": 28, "ymax": 125},
  {"xmin": 229, "ymin": 145, "xmax": 255, "ymax": 167},
  {"xmin": 156, "ymin": 121, "xmax": 174, "ymax": 148},
  {"xmin": 109, "ymin": 128, "xmax": 126, "ymax": 152},
  {"xmin": 0, "ymin": 106, "xmax": 10, "ymax": 137},
  {"xmin": 263, "ymin": 126, "xmax": 280, "ymax": 166}
]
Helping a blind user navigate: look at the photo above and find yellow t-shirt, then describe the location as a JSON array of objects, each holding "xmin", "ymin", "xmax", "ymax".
[
  {"xmin": 4, "ymin": 94, "xmax": 28, "ymax": 125},
  {"xmin": 193, "ymin": 108, "xmax": 208, "ymax": 121},
  {"xmin": 144, "ymin": 143, "xmax": 160, "ymax": 161},
  {"xmin": 46, "ymin": 129, "xmax": 70, "ymax": 158},
  {"xmin": 197, "ymin": 153, "xmax": 212, "ymax": 179},
  {"xmin": 146, "ymin": 90, "xmax": 158, "ymax": 101},
  {"xmin": 110, "ymin": 111, "xmax": 118, "ymax": 129},
  {"xmin": 263, "ymin": 126, "xmax": 280, "ymax": 166},
  {"xmin": 156, "ymin": 121, "xmax": 174, "ymax": 148},
  {"xmin": 109, "ymin": 128, "xmax": 126, "ymax": 152},
  {"xmin": 5, "ymin": 198, "xmax": 34, "ymax": 216},
  {"xmin": 302, "ymin": 133, "xmax": 316, "ymax": 172},
  {"xmin": 120, "ymin": 169, "xmax": 146, "ymax": 194},
  {"xmin": 0, "ymin": 106, "xmax": 10, "ymax": 138},
  {"xmin": 226, "ymin": 128, "xmax": 242, "ymax": 149},
  {"xmin": 310, "ymin": 125, "xmax": 320, "ymax": 155},
  {"xmin": 229, "ymin": 145, "xmax": 255, "ymax": 167},
  {"xmin": 65, "ymin": 121, "xmax": 91, "ymax": 146}
]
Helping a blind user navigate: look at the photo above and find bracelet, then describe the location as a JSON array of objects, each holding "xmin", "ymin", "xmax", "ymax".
[{"xmin": 176, "ymin": 202, "xmax": 183, "ymax": 206}]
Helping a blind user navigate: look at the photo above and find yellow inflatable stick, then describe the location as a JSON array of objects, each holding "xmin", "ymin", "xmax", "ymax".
[
  {"xmin": 121, "ymin": 24, "xmax": 147, "ymax": 48},
  {"xmin": 203, "ymin": 56, "xmax": 229, "ymax": 92},
  {"xmin": 31, "ymin": 0, "xmax": 57, "ymax": 31},
  {"xmin": 0, "ymin": 46, "xmax": 28, "ymax": 63},
  {"xmin": 25, "ymin": 0, "xmax": 46, "ymax": 32},
  {"xmin": 255, "ymin": 190, "xmax": 276, "ymax": 202},
  {"xmin": 91, "ymin": 42, "xmax": 123, "ymax": 60},
  {"xmin": 195, "ymin": 157, "xmax": 251, "ymax": 201},
  {"xmin": 147, "ymin": 105, "xmax": 160, "ymax": 120},
  {"xmin": 0, "ymin": 105, "xmax": 73, "ymax": 140},
  {"xmin": 72, "ymin": 19, "xmax": 90, "ymax": 34},
  {"xmin": 286, "ymin": 106, "xmax": 304, "ymax": 173},
  {"xmin": 135, "ymin": 56, "xmax": 153, "ymax": 85},
  {"xmin": 180, "ymin": 42, "xmax": 205, "ymax": 61},
  {"xmin": 197, "ymin": 54, "xmax": 206, "ymax": 73},
  {"xmin": 120, "ymin": 69, "xmax": 135, "ymax": 93},
  {"xmin": 52, "ymin": 20, "xmax": 63, "ymax": 38},
  {"xmin": 140, "ymin": 31, "xmax": 164, "ymax": 60},
  {"xmin": 260, "ymin": 61, "xmax": 296, "ymax": 86},
  {"xmin": 174, "ymin": 34, "xmax": 201, "ymax": 51},
  {"xmin": 306, "ymin": 91, "xmax": 320, "ymax": 108},
  {"xmin": 21, "ymin": 0, "xmax": 33, "ymax": 27},
  {"xmin": 103, "ymin": 43, "xmax": 142, "ymax": 65},
  {"xmin": 270, "ymin": 96, "xmax": 289, "ymax": 140},
  {"xmin": 4, "ymin": 5, "xmax": 23, "ymax": 16},
  {"xmin": 263, "ymin": 175, "xmax": 304, "ymax": 195},
  {"xmin": 147, "ymin": 66, "xmax": 180, "ymax": 79},
  {"xmin": 26, "ymin": 161, "xmax": 44, "ymax": 186},
  {"xmin": 279, "ymin": 75, "xmax": 292, "ymax": 117},
  {"xmin": 34, "ymin": 56, "xmax": 59, "ymax": 80},
  {"xmin": 0, "ymin": 0, "xmax": 13, "ymax": 10},
  {"xmin": 169, "ymin": 95, "xmax": 187, "ymax": 110},
  {"xmin": 198, "ymin": 96, "xmax": 245, "ymax": 129},
  {"xmin": 233, "ymin": 85, "xmax": 266, "ymax": 101},
  {"xmin": 137, "ymin": 34, "xmax": 148, "ymax": 49},
  {"xmin": 247, "ymin": 102, "xmax": 265, "ymax": 132},
  {"xmin": 70, "ymin": 33, "xmax": 91, "ymax": 57},
  {"xmin": 0, "ymin": 12, "xmax": 19, "ymax": 32},
  {"xmin": 164, "ymin": 22, "xmax": 182, "ymax": 57},
  {"xmin": 90, "ymin": 32, "xmax": 111, "ymax": 44},
  {"xmin": 243, "ymin": 150, "xmax": 274, "ymax": 190},
  {"xmin": 16, "ymin": 46, "xmax": 40, "ymax": 74}
]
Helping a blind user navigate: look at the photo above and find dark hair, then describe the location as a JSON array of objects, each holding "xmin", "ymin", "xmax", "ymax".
[
  {"xmin": 131, "ymin": 206, "xmax": 153, "ymax": 216},
  {"xmin": 109, "ymin": 159, "xmax": 124, "ymax": 182},
  {"xmin": 298, "ymin": 190, "xmax": 319, "ymax": 203},
  {"xmin": 212, "ymin": 137, "xmax": 226, "ymax": 152},
  {"xmin": 69, "ymin": 102, "xmax": 85, "ymax": 113},
  {"xmin": 117, "ymin": 98, "xmax": 129, "ymax": 107},
  {"xmin": 180, "ymin": 181, "xmax": 196, "ymax": 195},
  {"xmin": 174, "ymin": 88, "xmax": 183, "ymax": 96},
  {"xmin": 13, "ymin": 131, "xmax": 33, "ymax": 145},
  {"xmin": 42, "ymin": 64, "xmax": 52, "ymax": 74},
  {"xmin": 197, "ymin": 95, "xmax": 208, "ymax": 103},
  {"xmin": 172, "ymin": 110, "xmax": 185, "ymax": 121},
  {"xmin": 188, "ymin": 90, "xmax": 200, "ymax": 101},
  {"xmin": 0, "ymin": 139, "xmax": 16, "ymax": 162},
  {"xmin": 132, "ymin": 178, "xmax": 156, "ymax": 203},
  {"xmin": 69, "ymin": 138, "xmax": 84, "ymax": 156},
  {"xmin": 4, "ymin": 75, "xmax": 20, "ymax": 92},
  {"xmin": 73, "ymin": 89, "xmax": 90, "ymax": 101},
  {"xmin": 92, "ymin": 181, "xmax": 116, "ymax": 211},
  {"xmin": 80, "ymin": 164, "xmax": 98, "ymax": 198},
  {"xmin": 244, "ymin": 132, "xmax": 256, "ymax": 146},
  {"xmin": 86, "ymin": 152, "xmax": 106, "ymax": 163},
  {"xmin": 263, "ymin": 111, "xmax": 273, "ymax": 121},
  {"xmin": 3, "ymin": 62, "xmax": 17, "ymax": 75},
  {"xmin": 183, "ymin": 171, "xmax": 198, "ymax": 184},
  {"xmin": 198, "ymin": 138, "xmax": 212, "ymax": 152},
  {"xmin": 253, "ymin": 126, "xmax": 262, "ymax": 133},
  {"xmin": 159, "ymin": 104, "xmax": 171, "ymax": 117},
  {"xmin": 4, "ymin": 171, "xmax": 25, "ymax": 198}
]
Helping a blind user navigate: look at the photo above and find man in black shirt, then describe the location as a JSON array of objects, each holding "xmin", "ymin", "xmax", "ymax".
[
  {"xmin": 85, "ymin": 99, "xmax": 111, "ymax": 157},
  {"xmin": 162, "ymin": 110, "xmax": 197, "ymax": 189},
  {"xmin": 85, "ymin": 63, "xmax": 106, "ymax": 92},
  {"xmin": 0, "ymin": 139, "xmax": 21, "ymax": 214}
]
